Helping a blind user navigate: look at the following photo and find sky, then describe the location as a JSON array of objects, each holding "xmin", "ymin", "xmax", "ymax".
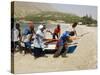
[{"xmin": 51, "ymin": 3, "xmax": 97, "ymax": 20}]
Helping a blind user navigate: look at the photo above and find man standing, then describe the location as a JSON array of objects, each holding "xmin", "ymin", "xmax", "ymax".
[
  {"xmin": 33, "ymin": 25, "xmax": 47, "ymax": 58},
  {"xmin": 71, "ymin": 22, "xmax": 78, "ymax": 36},
  {"xmin": 52, "ymin": 24, "xmax": 61, "ymax": 39},
  {"xmin": 22, "ymin": 21, "xmax": 35, "ymax": 54},
  {"xmin": 11, "ymin": 22, "xmax": 21, "ymax": 53}
]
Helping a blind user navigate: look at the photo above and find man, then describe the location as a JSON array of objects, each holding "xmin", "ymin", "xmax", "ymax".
[
  {"xmin": 22, "ymin": 21, "xmax": 35, "ymax": 54},
  {"xmin": 33, "ymin": 25, "xmax": 47, "ymax": 58},
  {"xmin": 71, "ymin": 22, "xmax": 78, "ymax": 36},
  {"xmin": 53, "ymin": 31, "xmax": 79, "ymax": 57},
  {"xmin": 11, "ymin": 22, "xmax": 21, "ymax": 53},
  {"xmin": 52, "ymin": 24, "xmax": 61, "ymax": 39}
]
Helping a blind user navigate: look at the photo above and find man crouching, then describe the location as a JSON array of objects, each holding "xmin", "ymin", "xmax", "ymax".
[{"xmin": 54, "ymin": 31, "xmax": 79, "ymax": 57}]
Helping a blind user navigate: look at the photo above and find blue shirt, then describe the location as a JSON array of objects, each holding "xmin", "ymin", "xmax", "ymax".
[
  {"xmin": 23, "ymin": 27, "xmax": 32, "ymax": 35},
  {"xmin": 57, "ymin": 31, "xmax": 70, "ymax": 46},
  {"xmin": 22, "ymin": 27, "xmax": 33, "ymax": 42}
]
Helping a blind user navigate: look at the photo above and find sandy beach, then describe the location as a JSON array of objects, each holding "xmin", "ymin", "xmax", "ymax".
[{"xmin": 13, "ymin": 24, "xmax": 97, "ymax": 74}]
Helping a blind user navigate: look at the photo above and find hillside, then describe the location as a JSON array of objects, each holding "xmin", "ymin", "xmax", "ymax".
[
  {"xmin": 12, "ymin": 1, "xmax": 97, "ymax": 25},
  {"xmin": 13, "ymin": 1, "xmax": 56, "ymax": 17}
]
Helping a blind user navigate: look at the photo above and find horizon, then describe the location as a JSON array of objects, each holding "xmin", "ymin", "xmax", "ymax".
[
  {"xmin": 14, "ymin": 1, "xmax": 97, "ymax": 20},
  {"xmin": 50, "ymin": 3, "xmax": 97, "ymax": 20}
]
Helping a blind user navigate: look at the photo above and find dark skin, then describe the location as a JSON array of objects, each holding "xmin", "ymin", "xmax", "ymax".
[
  {"xmin": 13, "ymin": 23, "xmax": 22, "ymax": 53},
  {"xmin": 43, "ymin": 25, "xmax": 53, "ymax": 35},
  {"xmin": 37, "ymin": 26, "xmax": 51, "ymax": 45},
  {"xmin": 40, "ymin": 25, "xmax": 60, "ymax": 45},
  {"xmin": 72, "ymin": 22, "xmax": 78, "ymax": 36},
  {"xmin": 72, "ymin": 22, "xmax": 78, "ymax": 28},
  {"xmin": 56, "ymin": 31, "xmax": 80, "ymax": 49},
  {"xmin": 16, "ymin": 23, "xmax": 22, "ymax": 41},
  {"xmin": 28, "ymin": 23, "xmax": 36, "ymax": 41},
  {"xmin": 56, "ymin": 24, "xmax": 61, "ymax": 38}
]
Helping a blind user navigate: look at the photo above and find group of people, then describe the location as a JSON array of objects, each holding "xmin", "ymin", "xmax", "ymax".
[{"xmin": 11, "ymin": 20, "xmax": 78, "ymax": 59}]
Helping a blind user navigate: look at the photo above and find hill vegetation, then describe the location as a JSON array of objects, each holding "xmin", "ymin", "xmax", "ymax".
[{"xmin": 12, "ymin": 2, "xmax": 97, "ymax": 27}]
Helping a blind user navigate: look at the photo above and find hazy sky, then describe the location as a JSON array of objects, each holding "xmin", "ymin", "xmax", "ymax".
[{"xmin": 51, "ymin": 3, "xmax": 97, "ymax": 20}]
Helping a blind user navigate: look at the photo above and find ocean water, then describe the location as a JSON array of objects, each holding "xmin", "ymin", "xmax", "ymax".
[{"xmin": 19, "ymin": 22, "xmax": 71, "ymax": 39}]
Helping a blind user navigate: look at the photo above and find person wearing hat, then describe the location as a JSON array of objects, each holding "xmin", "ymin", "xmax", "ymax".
[
  {"xmin": 33, "ymin": 25, "xmax": 47, "ymax": 58},
  {"xmin": 22, "ymin": 21, "xmax": 35, "ymax": 54}
]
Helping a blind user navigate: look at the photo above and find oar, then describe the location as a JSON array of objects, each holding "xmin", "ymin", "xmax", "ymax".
[{"xmin": 45, "ymin": 39, "xmax": 58, "ymax": 44}]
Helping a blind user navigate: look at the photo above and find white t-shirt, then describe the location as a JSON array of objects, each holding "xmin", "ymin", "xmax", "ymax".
[
  {"xmin": 34, "ymin": 29, "xmax": 45, "ymax": 48},
  {"xmin": 11, "ymin": 28, "xmax": 20, "ymax": 42}
]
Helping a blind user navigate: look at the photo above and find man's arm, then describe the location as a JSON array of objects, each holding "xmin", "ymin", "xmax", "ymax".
[
  {"xmin": 46, "ymin": 30, "xmax": 53, "ymax": 35},
  {"xmin": 69, "ymin": 36, "xmax": 80, "ymax": 41},
  {"xmin": 29, "ymin": 34, "xmax": 33, "ymax": 41},
  {"xmin": 58, "ymin": 32, "xmax": 61, "ymax": 38}
]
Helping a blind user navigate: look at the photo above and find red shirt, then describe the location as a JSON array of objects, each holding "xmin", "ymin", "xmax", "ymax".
[{"xmin": 54, "ymin": 28, "xmax": 61, "ymax": 34}]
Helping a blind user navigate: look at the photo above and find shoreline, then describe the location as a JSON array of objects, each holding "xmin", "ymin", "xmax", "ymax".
[{"xmin": 13, "ymin": 24, "xmax": 97, "ymax": 74}]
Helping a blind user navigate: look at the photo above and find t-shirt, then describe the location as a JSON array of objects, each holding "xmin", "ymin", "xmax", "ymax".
[
  {"xmin": 56, "ymin": 31, "xmax": 70, "ymax": 46},
  {"xmin": 11, "ymin": 28, "xmax": 20, "ymax": 42},
  {"xmin": 54, "ymin": 28, "xmax": 60, "ymax": 34},
  {"xmin": 72, "ymin": 28, "xmax": 77, "ymax": 36},
  {"xmin": 34, "ymin": 29, "xmax": 45, "ymax": 48},
  {"xmin": 23, "ymin": 27, "xmax": 32, "ymax": 35},
  {"xmin": 66, "ymin": 26, "xmax": 77, "ymax": 36},
  {"xmin": 22, "ymin": 27, "xmax": 32, "ymax": 42}
]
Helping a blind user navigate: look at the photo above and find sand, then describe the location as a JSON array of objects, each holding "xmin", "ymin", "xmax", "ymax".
[{"xmin": 13, "ymin": 24, "xmax": 97, "ymax": 74}]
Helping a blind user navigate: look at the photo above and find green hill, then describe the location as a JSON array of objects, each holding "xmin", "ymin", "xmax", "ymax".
[{"xmin": 12, "ymin": 1, "xmax": 97, "ymax": 26}]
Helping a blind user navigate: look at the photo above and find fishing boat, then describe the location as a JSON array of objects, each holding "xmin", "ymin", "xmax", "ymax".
[{"xmin": 30, "ymin": 39, "xmax": 78, "ymax": 54}]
